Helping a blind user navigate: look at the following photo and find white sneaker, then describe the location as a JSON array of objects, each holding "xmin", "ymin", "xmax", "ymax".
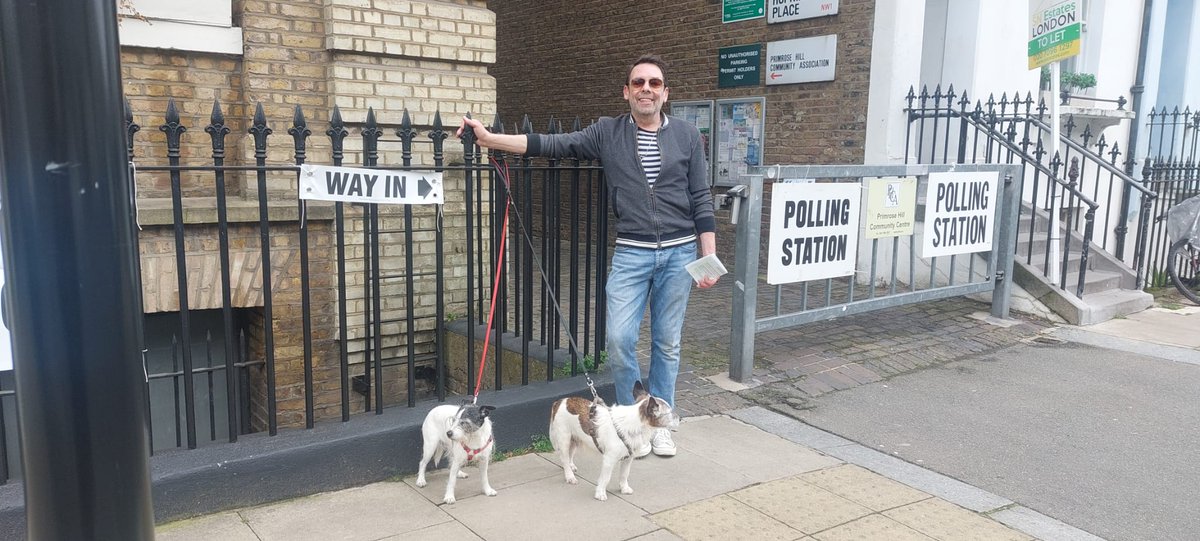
[
  {"xmin": 651, "ymin": 428, "xmax": 676, "ymax": 457},
  {"xmin": 634, "ymin": 440, "xmax": 651, "ymax": 459}
]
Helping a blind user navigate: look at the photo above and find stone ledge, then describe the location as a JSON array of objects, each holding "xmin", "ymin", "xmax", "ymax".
[{"xmin": 135, "ymin": 197, "xmax": 338, "ymax": 226}]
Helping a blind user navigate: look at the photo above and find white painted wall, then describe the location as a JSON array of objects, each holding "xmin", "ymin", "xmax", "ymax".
[{"xmin": 118, "ymin": 0, "xmax": 242, "ymax": 55}]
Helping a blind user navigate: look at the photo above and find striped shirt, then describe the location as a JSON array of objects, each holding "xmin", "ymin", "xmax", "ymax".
[
  {"xmin": 615, "ymin": 116, "xmax": 696, "ymax": 249},
  {"xmin": 636, "ymin": 128, "xmax": 661, "ymax": 185}
]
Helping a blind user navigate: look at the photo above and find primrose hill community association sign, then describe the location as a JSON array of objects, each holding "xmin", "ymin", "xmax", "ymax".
[
  {"xmin": 767, "ymin": 182, "xmax": 861, "ymax": 285},
  {"xmin": 299, "ymin": 164, "xmax": 444, "ymax": 205},
  {"xmin": 766, "ymin": 35, "xmax": 837, "ymax": 85},
  {"xmin": 920, "ymin": 172, "xmax": 997, "ymax": 258}
]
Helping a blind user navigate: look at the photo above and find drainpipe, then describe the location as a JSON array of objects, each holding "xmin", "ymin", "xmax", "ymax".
[{"xmin": 1126, "ymin": 0, "xmax": 1154, "ymax": 175}]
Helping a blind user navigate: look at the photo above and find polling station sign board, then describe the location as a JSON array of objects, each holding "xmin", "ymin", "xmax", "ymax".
[
  {"xmin": 767, "ymin": 182, "xmax": 860, "ymax": 284},
  {"xmin": 865, "ymin": 177, "xmax": 917, "ymax": 239},
  {"xmin": 1028, "ymin": 0, "xmax": 1081, "ymax": 69},
  {"xmin": 767, "ymin": 0, "xmax": 838, "ymax": 23},
  {"xmin": 920, "ymin": 172, "xmax": 997, "ymax": 258},
  {"xmin": 299, "ymin": 164, "xmax": 443, "ymax": 205},
  {"xmin": 766, "ymin": 35, "xmax": 837, "ymax": 85}
]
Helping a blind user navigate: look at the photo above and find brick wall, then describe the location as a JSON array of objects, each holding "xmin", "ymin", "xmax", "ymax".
[
  {"xmin": 123, "ymin": 0, "xmax": 496, "ymax": 428},
  {"xmin": 489, "ymin": 0, "xmax": 875, "ymax": 269}
]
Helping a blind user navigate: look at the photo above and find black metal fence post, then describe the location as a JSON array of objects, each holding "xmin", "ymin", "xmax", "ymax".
[{"xmin": 0, "ymin": 0, "xmax": 154, "ymax": 537}]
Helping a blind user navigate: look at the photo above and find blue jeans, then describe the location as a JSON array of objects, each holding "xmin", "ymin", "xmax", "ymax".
[{"xmin": 606, "ymin": 243, "xmax": 695, "ymax": 408}]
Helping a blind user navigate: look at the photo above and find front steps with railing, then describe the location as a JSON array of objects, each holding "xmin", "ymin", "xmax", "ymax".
[{"xmin": 1012, "ymin": 203, "xmax": 1152, "ymax": 325}]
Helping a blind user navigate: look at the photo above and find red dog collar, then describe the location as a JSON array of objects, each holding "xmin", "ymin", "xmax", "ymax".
[{"xmin": 461, "ymin": 435, "xmax": 494, "ymax": 460}]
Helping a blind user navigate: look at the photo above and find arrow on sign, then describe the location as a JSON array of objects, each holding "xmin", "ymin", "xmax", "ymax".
[
  {"xmin": 770, "ymin": 73, "xmax": 782, "ymax": 80},
  {"xmin": 418, "ymin": 176, "xmax": 435, "ymax": 198}
]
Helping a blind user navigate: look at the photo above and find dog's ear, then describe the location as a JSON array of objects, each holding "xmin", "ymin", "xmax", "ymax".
[
  {"xmin": 479, "ymin": 405, "xmax": 496, "ymax": 418},
  {"xmin": 632, "ymin": 380, "xmax": 648, "ymax": 400},
  {"xmin": 645, "ymin": 396, "xmax": 659, "ymax": 414}
]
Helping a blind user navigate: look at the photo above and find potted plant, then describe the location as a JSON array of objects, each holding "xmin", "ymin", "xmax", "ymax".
[{"xmin": 1040, "ymin": 66, "xmax": 1097, "ymax": 95}]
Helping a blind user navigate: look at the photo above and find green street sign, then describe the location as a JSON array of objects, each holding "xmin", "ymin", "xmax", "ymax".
[
  {"xmin": 723, "ymin": 0, "xmax": 765, "ymax": 23},
  {"xmin": 718, "ymin": 44, "xmax": 761, "ymax": 88}
]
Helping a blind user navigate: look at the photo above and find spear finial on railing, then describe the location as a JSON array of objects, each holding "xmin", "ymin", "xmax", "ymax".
[
  {"xmin": 205, "ymin": 100, "xmax": 230, "ymax": 160},
  {"xmin": 288, "ymin": 105, "xmax": 311, "ymax": 164}
]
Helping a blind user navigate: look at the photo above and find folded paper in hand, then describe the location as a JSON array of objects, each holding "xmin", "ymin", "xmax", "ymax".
[{"xmin": 685, "ymin": 253, "xmax": 728, "ymax": 284}]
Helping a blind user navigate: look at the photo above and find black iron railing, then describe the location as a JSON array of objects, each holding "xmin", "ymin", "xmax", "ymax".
[
  {"xmin": 904, "ymin": 85, "xmax": 1157, "ymax": 296},
  {"xmin": 1143, "ymin": 107, "xmax": 1200, "ymax": 284},
  {"xmin": 0, "ymin": 99, "xmax": 608, "ymax": 484}
]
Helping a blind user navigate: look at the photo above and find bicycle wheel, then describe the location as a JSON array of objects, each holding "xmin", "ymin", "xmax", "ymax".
[{"xmin": 1166, "ymin": 239, "xmax": 1200, "ymax": 305}]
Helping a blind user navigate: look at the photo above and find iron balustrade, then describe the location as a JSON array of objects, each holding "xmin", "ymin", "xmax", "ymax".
[
  {"xmin": 1142, "ymin": 107, "xmax": 1200, "ymax": 286},
  {"xmin": 903, "ymin": 85, "xmax": 1156, "ymax": 297}
]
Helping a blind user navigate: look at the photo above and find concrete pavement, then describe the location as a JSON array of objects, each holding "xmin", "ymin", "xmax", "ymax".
[
  {"xmin": 158, "ymin": 408, "xmax": 1064, "ymax": 541},
  {"xmin": 155, "ymin": 280, "xmax": 1199, "ymax": 540}
]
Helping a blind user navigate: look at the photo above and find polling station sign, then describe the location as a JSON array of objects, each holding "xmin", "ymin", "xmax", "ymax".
[
  {"xmin": 920, "ymin": 172, "xmax": 997, "ymax": 258},
  {"xmin": 767, "ymin": 182, "xmax": 860, "ymax": 284},
  {"xmin": 299, "ymin": 164, "xmax": 443, "ymax": 205}
]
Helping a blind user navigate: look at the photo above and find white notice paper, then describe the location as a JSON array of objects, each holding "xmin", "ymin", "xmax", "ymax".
[{"xmin": 685, "ymin": 253, "xmax": 728, "ymax": 284}]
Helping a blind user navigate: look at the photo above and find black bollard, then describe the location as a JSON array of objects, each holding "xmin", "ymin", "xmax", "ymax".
[{"xmin": 0, "ymin": 0, "xmax": 154, "ymax": 539}]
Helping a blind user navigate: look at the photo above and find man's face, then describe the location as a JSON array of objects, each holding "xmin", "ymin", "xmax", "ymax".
[{"xmin": 623, "ymin": 62, "xmax": 668, "ymax": 120}]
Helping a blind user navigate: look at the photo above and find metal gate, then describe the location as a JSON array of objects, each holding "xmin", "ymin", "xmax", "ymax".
[{"xmin": 726, "ymin": 163, "xmax": 1021, "ymax": 381}]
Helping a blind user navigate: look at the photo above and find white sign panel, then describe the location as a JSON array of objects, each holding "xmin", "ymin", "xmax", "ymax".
[
  {"xmin": 766, "ymin": 34, "xmax": 837, "ymax": 85},
  {"xmin": 768, "ymin": 0, "xmax": 838, "ymax": 23},
  {"xmin": 767, "ymin": 182, "xmax": 860, "ymax": 284},
  {"xmin": 299, "ymin": 164, "xmax": 444, "ymax": 205},
  {"xmin": 920, "ymin": 172, "xmax": 998, "ymax": 258}
]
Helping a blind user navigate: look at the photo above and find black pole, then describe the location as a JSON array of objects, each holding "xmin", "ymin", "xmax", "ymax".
[{"xmin": 0, "ymin": 0, "xmax": 154, "ymax": 539}]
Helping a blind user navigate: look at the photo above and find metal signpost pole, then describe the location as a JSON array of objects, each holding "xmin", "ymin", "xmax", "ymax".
[{"xmin": 0, "ymin": 0, "xmax": 154, "ymax": 538}]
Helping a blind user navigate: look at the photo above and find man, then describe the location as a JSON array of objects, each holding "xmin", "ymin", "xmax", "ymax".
[{"xmin": 457, "ymin": 54, "xmax": 718, "ymax": 457}]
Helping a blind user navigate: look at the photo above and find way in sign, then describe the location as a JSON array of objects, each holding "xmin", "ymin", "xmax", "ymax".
[{"xmin": 325, "ymin": 171, "xmax": 435, "ymax": 199}]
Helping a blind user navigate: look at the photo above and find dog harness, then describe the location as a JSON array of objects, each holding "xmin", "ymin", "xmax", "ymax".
[{"xmin": 461, "ymin": 435, "xmax": 493, "ymax": 460}]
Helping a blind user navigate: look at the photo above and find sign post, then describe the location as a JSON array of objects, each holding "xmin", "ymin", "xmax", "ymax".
[
  {"xmin": 1028, "ymin": 0, "xmax": 1082, "ymax": 280},
  {"xmin": 0, "ymin": 0, "xmax": 155, "ymax": 537}
]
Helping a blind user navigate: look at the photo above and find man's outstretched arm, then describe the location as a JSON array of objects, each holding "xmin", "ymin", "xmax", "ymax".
[{"xmin": 456, "ymin": 116, "xmax": 528, "ymax": 154}]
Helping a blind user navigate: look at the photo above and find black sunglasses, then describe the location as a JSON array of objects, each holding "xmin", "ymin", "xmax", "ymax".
[{"xmin": 628, "ymin": 77, "xmax": 665, "ymax": 90}]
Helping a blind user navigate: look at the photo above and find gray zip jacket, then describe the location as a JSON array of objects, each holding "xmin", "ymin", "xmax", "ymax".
[{"xmin": 524, "ymin": 113, "xmax": 715, "ymax": 248}]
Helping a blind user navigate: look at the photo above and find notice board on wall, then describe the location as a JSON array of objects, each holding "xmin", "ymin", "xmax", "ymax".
[
  {"xmin": 670, "ymin": 100, "xmax": 717, "ymax": 185},
  {"xmin": 714, "ymin": 97, "xmax": 766, "ymax": 186}
]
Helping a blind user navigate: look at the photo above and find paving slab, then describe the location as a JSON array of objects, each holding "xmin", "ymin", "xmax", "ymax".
[
  {"xmin": 539, "ymin": 441, "xmax": 758, "ymax": 514},
  {"xmin": 1077, "ymin": 305, "xmax": 1200, "ymax": 349},
  {"xmin": 990, "ymin": 506, "xmax": 1106, "ymax": 541},
  {"xmin": 800, "ymin": 464, "xmax": 931, "ymax": 512},
  {"xmin": 651, "ymin": 494, "xmax": 803, "ymax": 541},
  {"xmin": 441, "ymin": 475, "xmax": 658, "ymax": 541},
  {"xmin": 811, "ymin": 514, "xmax": 935, "ymax": 541},
  {"xmin": 728, "ymin": 475, "xmax": 872, "ymax": 534},
  {"xmin": 238, "ymin": 481, "xmax": 450, "ymax": 541},
  {"xmin": 378, "ymin": 521, "xmax": 484, "ymax": 541},
  {"xmin": 821, "ymin": 444, "xmax": 1012, "ymax": 513},
  {"xmin": 883, "ymin": 498, "xmax": 1033, "ymax": 541},
  {"xmin": 628, "ymin": 528, "xmax": 687, "ymax": 540},
  {"xmin": 155, "ymin": 511, "xmax": 259, "ymax": 541},
  {"xmin": 671, "ymin": 415, "xmax": 841, "ymax": 480},
  {"xmin": 402, "ymin": 453, "xmax": 562, "ymax": 505}
]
